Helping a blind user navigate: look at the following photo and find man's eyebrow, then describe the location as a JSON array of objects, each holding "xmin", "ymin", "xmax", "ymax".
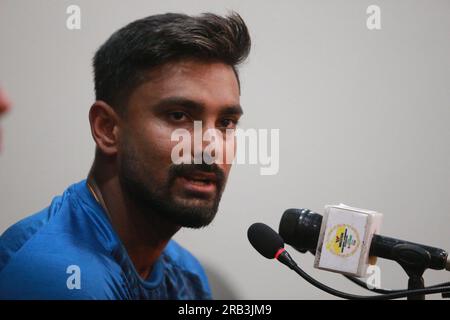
[
  {"xmin": 220, "ymin": 105, "xmax": 244, "ymax": 116},
  {"xmin": 153, "ymin": 97, "xmax": 205, "ymax": 112},
  {"xmin": 153, "ymin": 96, "xmax": 243, "ymax": 116}
]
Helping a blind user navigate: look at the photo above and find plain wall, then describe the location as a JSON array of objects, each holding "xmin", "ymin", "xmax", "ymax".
[{"xmin": 1, "ymin": 0, "xmax": 449, "ymax": 299}]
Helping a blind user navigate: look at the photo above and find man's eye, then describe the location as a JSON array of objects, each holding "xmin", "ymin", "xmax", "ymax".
[
  {"xmin": 169, "ymin": 111, "xmax": 188, "ymax": 121},
  {"xmin": 220, "ymin": 118, "xmax": 238, "ymax": 129}
]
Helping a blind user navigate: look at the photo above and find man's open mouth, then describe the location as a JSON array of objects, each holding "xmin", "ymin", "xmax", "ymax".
[
  {"xmin": 186, "ymin": 179, "xmax": 212, "ymax": 186},
  {"xmin": 175, "ymin": 171, "xmax": 219, "ymax": 195},
  {"xmin": 181, "ymin": 171, "xmax": 217, "ymax": 186},
  {"xmin": 183, "ymin": 171, "xmax": 217, "ymax": 184}
]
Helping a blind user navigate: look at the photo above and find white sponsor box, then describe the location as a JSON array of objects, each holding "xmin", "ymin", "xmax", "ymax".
[{"xmin": 314, "ymin": 204, "xmax": 383, "ymax": 277}]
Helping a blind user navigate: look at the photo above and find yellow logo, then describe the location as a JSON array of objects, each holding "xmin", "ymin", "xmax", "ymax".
[{"xmin": 325, "ymin": 224, "xmax": 360, "ymax": 257}]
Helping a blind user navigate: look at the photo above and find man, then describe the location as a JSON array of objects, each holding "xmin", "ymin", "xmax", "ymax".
[
  {"xmin": 0, "ymin": 12, "xmax": 251, "ymax": 299},
  {"xmin": 0, "ymin": 88, "xmax": 11, "ymax": 152}
]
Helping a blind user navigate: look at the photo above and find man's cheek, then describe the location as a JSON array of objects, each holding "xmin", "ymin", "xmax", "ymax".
[
  {"xmin": 168, "ymin": 128, "xmax": 194, "ymax": 164},
  {"xmin": 223, "ymin": 131, "xmax": 237, "ymax": 164},
  {"xmin": 143, "ymin": 125, "xmax": 178, "ymax": 162}
]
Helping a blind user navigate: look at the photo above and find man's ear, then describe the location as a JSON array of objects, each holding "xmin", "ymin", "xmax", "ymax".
[{"xmin": 89, "ymin": 101, "xmax": 121, "ymax": 156}]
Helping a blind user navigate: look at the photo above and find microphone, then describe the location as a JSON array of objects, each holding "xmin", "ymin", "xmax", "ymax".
[
  {"xmin": 247, "ymin": 222, "xmax": 450, "ymax": 299},
  {"xmin": 247, "ymin": 223, "xmax": 297, "ymax": 269},
  {"xmin": 279, "ymin": 208, "xmax": 449, "ymax": 273}
]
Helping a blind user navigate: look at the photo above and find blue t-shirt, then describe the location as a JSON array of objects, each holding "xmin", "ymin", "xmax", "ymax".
[{"xmin": 0, "ymin": 180, "xmax": 211, "ymax": 300}]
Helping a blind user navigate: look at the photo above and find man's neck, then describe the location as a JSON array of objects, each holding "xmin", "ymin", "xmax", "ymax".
[{"xmin": 87, "ymin": 160, "xmax": 180, "ymax": 280}]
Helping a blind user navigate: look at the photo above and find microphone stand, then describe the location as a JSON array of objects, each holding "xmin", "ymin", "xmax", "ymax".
[{"xmin": 390, "ymin": 243, "xmax": 431, "ymax": 300}]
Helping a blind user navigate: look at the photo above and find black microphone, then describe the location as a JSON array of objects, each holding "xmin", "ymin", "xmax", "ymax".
[
  {"xmin": 247, "ymin": 221, "xmax": 450, "ymax": 299},
  {"xmin": 279, "ymin": 208, "xmax": 449, "ymax": 271},
  {"xmin": 247, "ymin": 223, "xmax": 297, "ymax": 269}
]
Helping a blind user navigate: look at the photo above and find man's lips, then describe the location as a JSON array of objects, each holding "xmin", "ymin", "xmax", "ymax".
[
  {"xmin": 181, "ymin": 171, "xmax": 218, "ymax": 183},
  {"xmin": 175, "ymin": 171, "xmax": 218, "ymax": 195}
]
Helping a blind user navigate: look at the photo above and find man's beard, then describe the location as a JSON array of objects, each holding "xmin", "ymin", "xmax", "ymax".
[{"xmin": 118, "ymin": 149, "xmax": 226, "ymax": 229}]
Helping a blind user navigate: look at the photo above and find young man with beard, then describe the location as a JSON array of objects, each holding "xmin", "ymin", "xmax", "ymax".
[{"xmin": 0, "ymin": 12, "xmax": 251, "ymax": 299}]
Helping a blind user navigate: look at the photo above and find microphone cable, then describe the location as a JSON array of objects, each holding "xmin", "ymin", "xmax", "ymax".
[{"xmin": 289, "ymin": 261, "xmax": 450, "ymax": 300}]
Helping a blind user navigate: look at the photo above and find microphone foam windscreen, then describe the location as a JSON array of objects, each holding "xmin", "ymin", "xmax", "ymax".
[{"xmin": 247, "ymin": 223, "xmax": 284, "ymax": 259}]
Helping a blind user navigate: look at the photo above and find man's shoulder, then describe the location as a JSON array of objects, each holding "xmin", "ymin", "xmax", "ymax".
[
  {"xmin": 0, "ymin": 241, "xmax": 124, "ymax": 299},
  {"xmin": 0, "ymin": 181, "xmax": 125, "ymax": 299},
  {"xmin": 0, "ymin": 215, "xmax": 124, "ymax": 299},
  {"xmin": 0, "ymin": 181, "xmax": 84, "ymax": 268},
  {"xmin": 0, "ymin": 194, "xmax": 65, "ymax": 273}
]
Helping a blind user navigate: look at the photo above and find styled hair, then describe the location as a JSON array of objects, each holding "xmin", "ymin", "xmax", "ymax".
[{"xmin": 93, "ymin": 12, "xmax": 251, "ymax": 113}]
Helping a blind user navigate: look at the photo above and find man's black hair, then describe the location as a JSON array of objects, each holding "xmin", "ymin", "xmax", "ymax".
[{"xmin": 93, "ymin": 12, "xmax": 251, "ymax": 113}]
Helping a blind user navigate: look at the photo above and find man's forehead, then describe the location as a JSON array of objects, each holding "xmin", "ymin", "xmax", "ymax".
[{"xmin": 133, "ymin": 59, "xmax": 241, "ymax": 107}]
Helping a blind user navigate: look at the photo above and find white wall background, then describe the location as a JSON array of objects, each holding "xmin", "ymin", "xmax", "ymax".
[{"xmin": 0, "ymin": 0, "xmax": 449, "ymax": 299}]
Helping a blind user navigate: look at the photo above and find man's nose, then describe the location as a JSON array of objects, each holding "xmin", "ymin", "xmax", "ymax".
[{"xmin": 191, "ymin": 120, "xmax": 224, "ymax": 164}]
